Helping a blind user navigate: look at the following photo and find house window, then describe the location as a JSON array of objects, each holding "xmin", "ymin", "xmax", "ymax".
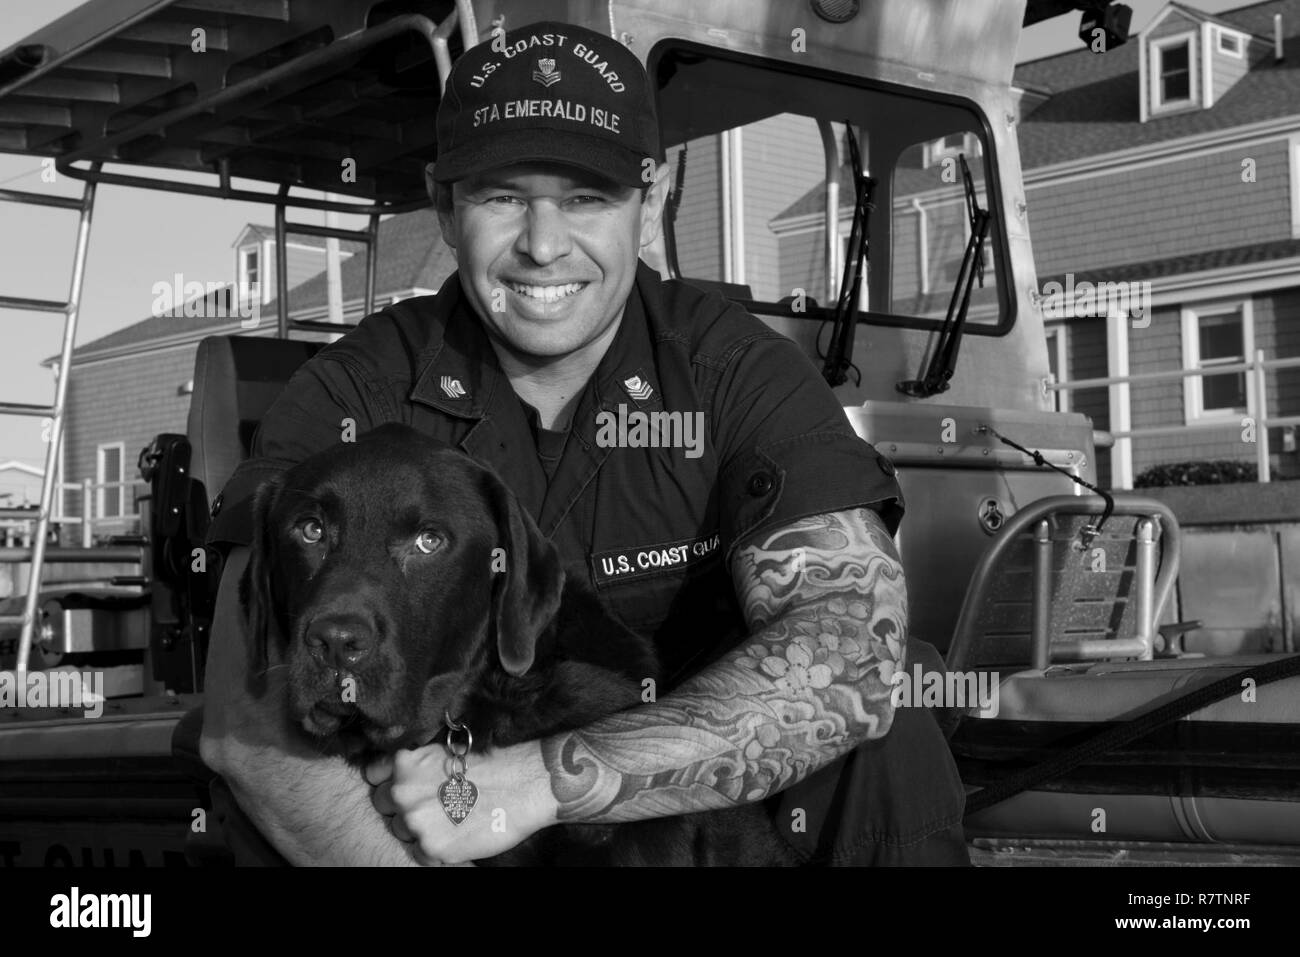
[
  {"xmin": 1157, "ymin": 40, "xmax": 1191, "ymax": 103},
  {"xmin": 1045, "ymin": 324, "xmax": 1070, "ymax": 412},
  {"xmin": 239, "ymin": 246, "xmax": 260, "ymax": 297},
  {"xmin": 1217, "ymin": 30, "xmax": 1243, "ymax": 57},
  {"xmin": 1154, "ymin": 35, "xmax": 1190, "ymax": 111},
  {"xmin": 96, "ymin": 442, "xmax": 125, "ymax": 520},
  {"xmin": 1181, "ymin": 302, "xmax": 1254, "ymax": 422}
]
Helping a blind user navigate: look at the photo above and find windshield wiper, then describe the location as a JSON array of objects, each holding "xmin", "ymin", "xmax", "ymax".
[
  {"xmin": 821, "ymin": 124, "xmax": 875, "ymax": 387},
  {"xmin": 898, "ymin": 152, "xmax": 991, "ymax": 398}
]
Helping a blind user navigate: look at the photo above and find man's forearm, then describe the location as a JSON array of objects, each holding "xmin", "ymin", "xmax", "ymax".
[
  {"xmin": 218, "ymin": 745, "xmax": 416, "ymax": 866},
  {"xmin": 540, "ymin": 507, "xmax": 906, "ymax": 824}
]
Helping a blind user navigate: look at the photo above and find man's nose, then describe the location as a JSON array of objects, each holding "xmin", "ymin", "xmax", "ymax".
[
  {"xmin": 304, "ymin": 614, "xmax": 374, "ymax": 669},
  {"xmin": 515, "ymin": 201, "xmax": 572, "ymax": 264}
]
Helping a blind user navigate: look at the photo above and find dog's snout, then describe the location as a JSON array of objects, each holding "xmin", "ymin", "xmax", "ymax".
[{"xmin": 305, "ymin": 615, "xmax": 375, "ymax": 668}]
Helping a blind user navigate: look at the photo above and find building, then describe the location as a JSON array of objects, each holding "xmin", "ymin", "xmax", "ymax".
[
  {"xmin": 48, "ymin": 210, "xmax": 454, "ymax": 540},
  {"xmin": 676, "ymin": 0, "xmax": 1300, "ymax": 488}
]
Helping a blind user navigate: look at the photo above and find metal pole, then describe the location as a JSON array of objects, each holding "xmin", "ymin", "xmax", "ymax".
[
  {"xmin": 275, "ymin": 185, "xmax": 290, "ymax": 338},
  {"xmin": 1254, "ymin": 348, "xmax": 1270, "ymax": 483},
  {"xmin": 364, "ymin": 212, "xmax": 381, "ymax": 317},
  {"xmin": 816, "ymin": 120, "xmax": 840, "ymax": 305},
  {"xmin": 16, "ymin": 175, "xmax": 97, "ymax": 673},
  {"xmin": 1031, "ymin": 519, "xmax": 1053, "ymax": 670},
  {"xmin": 1134, "ymin": 518, "xmax": 1155, "ymax": 661},
  {"xmin": 81, "ymin": 477, "xmax": 92, "ymax": 549}
]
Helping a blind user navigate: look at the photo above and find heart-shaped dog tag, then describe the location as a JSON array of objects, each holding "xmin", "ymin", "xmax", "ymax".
[{"xmin": 438, "ymin": 775, "xmax": 479, "ymax": 825}]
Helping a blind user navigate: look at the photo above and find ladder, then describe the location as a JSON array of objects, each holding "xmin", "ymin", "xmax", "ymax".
[{"xmin": 0, "ymin": 164, "xmax": 98, "ymax": 672}]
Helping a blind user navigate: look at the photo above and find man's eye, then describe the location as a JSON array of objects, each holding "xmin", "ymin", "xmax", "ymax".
[
  {"xmin": 415, "ymin": 530, "xmax": 443, "ymax": 554},
  {"xmin": 488, "ymin": 194, "xmax": 522, "ymax": 205},
  {"xmin": 299, "ymin": 519, "xmax": 324, "ymax": 544},
  {"xmin": 570, "ymin": 194, "xmax": 606, "ymax": 205}
]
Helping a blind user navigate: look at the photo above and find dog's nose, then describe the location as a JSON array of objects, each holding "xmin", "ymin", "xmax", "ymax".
[{"xmin": 304, "ymin": 616, "xmax": 374, "ymax": 668}]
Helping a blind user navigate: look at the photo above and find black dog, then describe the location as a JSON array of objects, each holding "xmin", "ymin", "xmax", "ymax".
[{"xmin": 241, "ymin": 423, "xmax": 798, "ymax": 865}]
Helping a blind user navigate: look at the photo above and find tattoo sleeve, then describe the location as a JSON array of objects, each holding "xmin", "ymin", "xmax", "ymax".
[{"xmin": 540, "ymin": 507, "xmax": 907, "ymax": 823}]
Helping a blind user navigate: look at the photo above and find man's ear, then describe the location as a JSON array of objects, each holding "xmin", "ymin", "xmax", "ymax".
[
  {"xmin": 483, "ymin": 468, "xmax": 564, "ymax": 677},
  {"xmin": 426, "ymin": 164, "xmax": 458, "ymax": 250},
  {"xmin": 637, "ymin": 161, "xmax": 672, "ymax": 250},
  {"xmin": 240, "ymin": 474, "xmax": 284, "ymax": 690}
]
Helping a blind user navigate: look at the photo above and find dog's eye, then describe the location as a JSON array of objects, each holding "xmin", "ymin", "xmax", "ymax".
[
  {"xmin": 299, "ymin": 519, "xmax": 324, "ymax": 544},
  {"xmin": 415, "ymin": 530, "xmax": 442, "ymax": 554}
]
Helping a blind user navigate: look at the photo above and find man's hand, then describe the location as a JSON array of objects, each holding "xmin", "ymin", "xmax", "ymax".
[{"xmin": 367, "ymin": 741, "xmax": 558, "ymax": 865}]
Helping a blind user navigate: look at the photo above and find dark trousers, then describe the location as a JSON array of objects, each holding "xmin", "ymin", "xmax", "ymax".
[{"xmin": 771, "ymin": 639, "xmax": 972, "ymax": 866}]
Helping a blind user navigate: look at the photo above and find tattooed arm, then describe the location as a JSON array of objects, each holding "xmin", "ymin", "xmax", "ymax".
[{"xmin": 540, "ymin": 506, "xmax": 906, "ymax": 822}]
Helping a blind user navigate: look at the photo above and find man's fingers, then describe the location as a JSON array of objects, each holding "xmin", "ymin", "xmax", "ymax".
[
  {"xmin": 390, "ymin": 810, "xmax": 416, "ymax": 844},
  {"xmin": 365, "ymin": 754, "xmax": 394, "ymax": 787},
  {"xmin": 371, "ymin": 779, "xmax": 397, "ymax": 816}
]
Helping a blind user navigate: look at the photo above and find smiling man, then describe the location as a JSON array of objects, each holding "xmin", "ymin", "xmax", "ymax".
[{"xmin": 200, "ymin": 19, "xmax": 969, "ymax": 866}]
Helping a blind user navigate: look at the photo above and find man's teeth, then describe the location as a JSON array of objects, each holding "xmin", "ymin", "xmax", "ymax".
[{"xmin": 508, "ymin": 282, "xmax": 586, "ymax": 302}]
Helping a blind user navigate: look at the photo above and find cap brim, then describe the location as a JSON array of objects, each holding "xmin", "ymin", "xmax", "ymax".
[{"xmin": 432, "ymin": 127, "xmax": 650, "ymax": 188}]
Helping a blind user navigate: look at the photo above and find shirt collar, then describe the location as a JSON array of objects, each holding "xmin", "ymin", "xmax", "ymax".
[
  {"xmin": 408, "ymin": 271, "xmax": 502, "ymax": 419},
  {"xmin": 410, "ymin": 261, "xmax": 665, "ymax": 420}
]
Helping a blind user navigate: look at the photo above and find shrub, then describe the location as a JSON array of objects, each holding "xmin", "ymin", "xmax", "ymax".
[{"xmin": 1133, "ymin": 459, "xmax": 1262, "ymax": 487}]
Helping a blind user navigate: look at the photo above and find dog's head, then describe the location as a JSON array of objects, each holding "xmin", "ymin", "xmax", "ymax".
[{"xmin": 240, "ymin": 423, "xmax": 564, "ymax": 756}]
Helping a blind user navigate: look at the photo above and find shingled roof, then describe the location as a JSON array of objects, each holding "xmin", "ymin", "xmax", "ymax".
[
  {"xmin": 65, "ymin": 209, "xmax": 453, "ymax": 361},
  {"xmin": 775, "ymin": 0, "xmax": 1300, "ymax": 223}
]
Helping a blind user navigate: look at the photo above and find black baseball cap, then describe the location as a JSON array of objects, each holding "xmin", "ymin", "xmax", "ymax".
[{"xmin": 431, "ymin": 21, "xmax": 662, "ymax": 188}]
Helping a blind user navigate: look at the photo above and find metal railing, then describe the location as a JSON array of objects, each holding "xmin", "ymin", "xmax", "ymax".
[
  {"xmin": 1046, "ymin": 351, "xmax": 1300, "ymax": 485},
  {"xmin": 0, "ymin": 479, "xmax": 142, "ymax": 549}
]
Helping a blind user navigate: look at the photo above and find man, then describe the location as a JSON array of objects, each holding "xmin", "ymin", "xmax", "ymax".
[{"xmin": 200, "ymin": 19, "xmax": 968, "ymax": 866}]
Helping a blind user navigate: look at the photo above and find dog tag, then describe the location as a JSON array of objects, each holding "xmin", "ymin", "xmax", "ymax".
[{"xmin": 438, "ymin": 774, "xmax": 479, "ymax": 825}]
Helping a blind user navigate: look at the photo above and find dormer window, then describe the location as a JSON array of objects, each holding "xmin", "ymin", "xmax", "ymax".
[
  {"xmin": 1148, "ymin": 31, "xmax": 1198, "ymax": 115},
  {"xmin": 238, "ymin": 245, "xmax": 260, "ymax": 302},
  {"xmin": 1217, "ymin": 30, "xmax": 1242, "ymax": 56},
  {"xmin": 1158, "ymin": 40, "xmax": 1191, "ymax": 102}
]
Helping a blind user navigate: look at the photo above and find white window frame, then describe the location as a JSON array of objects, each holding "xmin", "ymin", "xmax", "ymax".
[
  {"xmin": 1216, "ymin": 28, "xmax": 1244, "ymax": 57},
  {"xmin": 1045, "ymin": 324, "xmax": 1071, "ymax": 412},
  {"xmin": 1181, "ymin": 300, "xmax": 1255, "ymax": 424},
  {"xmin": 238, "ymin": 245, "xmax": 260, "ymax": 303},
  {"xmin": 922, "ymin": 132, "xmax": 979, "ymax": 170},
  {"xmin": 1290, "ymin": 135, "xmax": 1300, "ymax": 240},
  {"xmin": 96, "ymin": 442, "xmax": 126, "ymax": 521},
  {"xmin": 1151, "ymin": 33, "xmax": 1197, "ymax": 114}
]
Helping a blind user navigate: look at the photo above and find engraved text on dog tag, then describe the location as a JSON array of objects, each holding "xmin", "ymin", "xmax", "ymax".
[{"xmin": 439, "ymin": 775, "xmax": 479, "ymax": 825}]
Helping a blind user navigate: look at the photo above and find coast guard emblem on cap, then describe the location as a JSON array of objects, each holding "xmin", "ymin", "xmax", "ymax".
[
  {"xmin": 623, "ymin": 375, "xmax": 653, "ymax": 401},
  {"xmin": 440, "ymin": 376, "xmax": 468, "ymax": 399},
  {"xmin": 532, "ymin": 58, "xmax": 561, "ymax": 87}
]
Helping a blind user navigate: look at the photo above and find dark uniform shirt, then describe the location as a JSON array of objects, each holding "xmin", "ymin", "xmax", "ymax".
[
  {"xmin": 208, "ymin": 259, "xmax": 903, "ymax": 687},
  {"xmin": 205, "ymin": 260, "xmax": 972, "ymax": 865}
]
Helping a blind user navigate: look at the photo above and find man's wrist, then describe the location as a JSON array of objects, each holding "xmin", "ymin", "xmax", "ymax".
[{"xmin": 510, "ymin": 740, "xmax": 560, "ymax": 831}]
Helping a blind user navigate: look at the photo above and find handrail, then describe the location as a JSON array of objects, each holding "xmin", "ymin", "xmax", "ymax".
[
  {"xmin": 1046, "ymin": 349, "xmax": 1291, "ymax": 484},
  {"xmin": 945, "ymin": 494, "xmax": 1181, "ymax": 675}
]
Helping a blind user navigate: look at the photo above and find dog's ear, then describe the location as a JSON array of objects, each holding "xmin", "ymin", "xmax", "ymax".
[
  {"xmin": 240, "ymin": 474, "xmax": 284, "ymax": 685},
  {"xmin": 485, "ymin": 471, "xmax": 564, "ymax": 677}
]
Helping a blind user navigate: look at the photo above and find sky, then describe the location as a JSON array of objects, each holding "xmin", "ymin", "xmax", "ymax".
[{"xmin": 0, "ymin": 0, "xmax": 1257, "ymax": 472}]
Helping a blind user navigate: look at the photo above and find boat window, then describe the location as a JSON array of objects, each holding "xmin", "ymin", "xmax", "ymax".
[{"xmin": 653, "ymin": 46, "xmax": 1010, "ymax": 334}]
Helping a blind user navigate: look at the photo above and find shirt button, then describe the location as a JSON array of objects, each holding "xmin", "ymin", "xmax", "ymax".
[
  {"xmin": 747, "ymin": 473, "xmax": 774, "ymax": 496},
  {"xmin": 210, "ymin": 492, "xmax": 224, "ymax": 518},
  {"xmin": 877, "ymin": 454, "xmax": 896, "ymax": 477}
]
